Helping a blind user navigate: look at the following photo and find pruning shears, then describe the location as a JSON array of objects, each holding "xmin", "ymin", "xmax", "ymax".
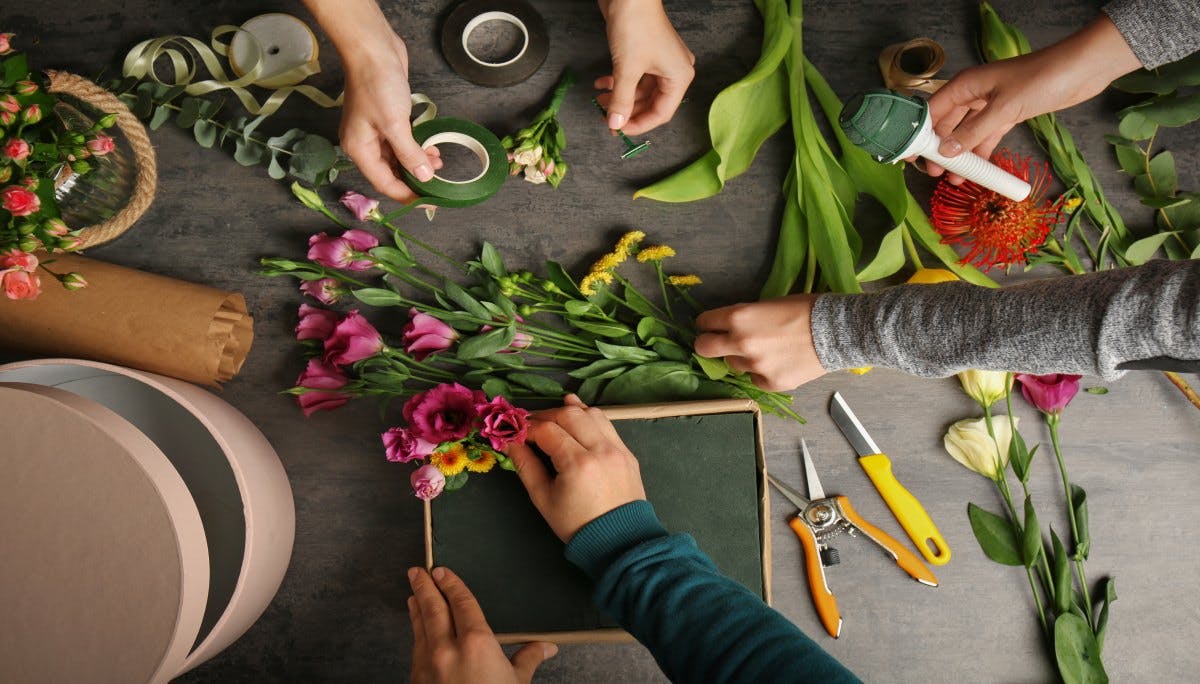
[{"xmin": 767, "ymin": 439, "xmax": 938, "ymax": 638}]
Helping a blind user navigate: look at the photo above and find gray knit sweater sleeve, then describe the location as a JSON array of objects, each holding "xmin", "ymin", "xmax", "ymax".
[
  {"xmin": 1103, "ymin": 0, "xmax": 1200, "ymax": 68},
  {"xmin": 810, "ymin": 260, "xmax": 1200, "ymax": 380}
]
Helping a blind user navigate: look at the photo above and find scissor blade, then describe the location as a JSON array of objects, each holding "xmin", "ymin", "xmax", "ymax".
[
  {"xmin": 830, "ymin": 392, "xmax": 882, "ymax": 456},
  {"xmin": 801, "ymin": 439, "xmax": 826, "ymax": 500},
  {"xmin": 767, "ymin": 474, "xmax": 810, "ymax": 511}
]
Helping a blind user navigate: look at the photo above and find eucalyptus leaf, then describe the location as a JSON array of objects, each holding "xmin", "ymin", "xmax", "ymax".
[
  {"xmin": 1112, "ymin": 52, "xmax": 1200, "ymax": 94},
  {"xmin": 148, "ymin": 104, "xmax": 172, "ymax": 130},
  {"xmin": 1132, "ymin": 151, "xmax": 1177, "ymax": 197},
  {"xmin": 233, "ymin": 137, "xmax": 266, "ymax": 165},
  {"xmin": 595, "ymin": 341, "xmax": 659, "ymax": 363},
  {"xmin": 193, "ymin": 120, "xmax": 218, "ymax": 148},
  {"xmin": 289, "ymin": 135, "xmax": 337, "ymax": 184},
  {"xmin": 133, "ymin": 82, "xmax": 155, "ymax": 118},
  {"xmin": 176, "ymin": 96, "xmax": 203, "ymax": 128},
  {"xmin": 1124, "ymin": 231, "xmax": 1179, "ymax": 265},
  {"xmin": 599, "ymin": 362, "xmax": 701, "ymax": 404},
  {"xmin": 1117, "ymin": 111, "xmax": 1157, "ymax": 141},
  {"xmin": 1109, "ymin": 142, "xmax": 1144, "ymax": 177},
  {"xmin": 1120, "ymin": 92, "xmax": 1200, "ymax": 128},
  {"xmin": 353, "ymin": 288, "xmax": 405, "ymax": 307},
  {"xmin": 506, "ymin": 372, "xmax": 564, "ymax": 397},
  {"xmin": 967, "ymin": 502, "xmax": 1022, "ymax": 566},
  {"xmin": 1054, "ymin": 613, "xmax": 1109, "ymax": 684},
  {"xmin": 267, "ymin": 153, "xmax": 287, "ymax": 179}
]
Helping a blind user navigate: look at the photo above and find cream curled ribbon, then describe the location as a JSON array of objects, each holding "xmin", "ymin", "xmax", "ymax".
[
  {"xmin": 121, "ymin": 15, "xmax": 436, "ymax": 124},
  {"xmin": 878, "ymin": 37, "xmax": 948, "ymax": 95}
]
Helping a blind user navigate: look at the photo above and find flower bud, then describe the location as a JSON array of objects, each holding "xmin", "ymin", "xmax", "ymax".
[
  {"xmin": 0, "ymin": 165, "xmax": 11, "ymax": 183},
  {"xmin": 60, "ymin": 272, "xmax": 88, "ymax": 291},
  {"xmin": 15, "ymin": 80, "xmax": 37, "ymax": 95},
  {"xmin": 16, "ymin": 221, "xmax": 36, "ymax": 235},
  {"xmin": 541, "ymin": 281, "xmax": 562, "ymax": 294},
  {"xmin": 957, "ymin": 370, "xmax": 1010, "ymax": 409},
  {"xmin": 979, "ymin": 2, "xmax": 1027, "ymax": 63},
  {"xmin": 22, "ymin": 104, "xmax": 42, "ymax": 124},
  {"xmin": 18, "ymin": 236, "xmax": 40, "ymax": 253},
  {"xmin": 96, "ymin": 113, "xmax": 118, "ymax": 129},
  {"xmin": 0, "ymin": 95, "xmax": 18, "ymax": 114},
  {"xmin": 0, "ymin": 33, "xmax": 14, "ymax": 56},
  {"xmin": 291, "ymin": 182, "xmax": 326, "ymax": 212},
  {"xmin": 944, "ymin": 416, "xmax": 1016, "ymax": 480},
  {"xmin": 0, "ymin": 110, "xmax": 15, "ymax": 126},
  {"xmin": 518, "ymin": 305, "xmax": 535, "ymax": 317},
  {"xmin": 44, "ymin": 218, "xmax": 69, "ymax": 236}
]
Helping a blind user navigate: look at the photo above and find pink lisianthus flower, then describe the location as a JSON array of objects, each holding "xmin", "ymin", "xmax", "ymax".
[
  {"xmin": 3, "ymin": 138, "xmax": 30, "ymax": 162},
  {"xmin": 1, "ymin": 268, "xmax": 40, "ymax": 300},
  {"xmin": 307, "ymin": 230, "xmax": 378, "ymax": 271},
  {"xmin": 382, "ymin": 426, "xmax": 436, "ymax": 463},
  {"xmin": 475, "ymin": 395, "xmax": 530, "ymax": 451},
  {"xmin": 1015, "ymin": 373, "xmax": 1082, "ymax": 417},
  {"xmin": 340, "ymin": 191, "xmax": 381, "ymax": 222},
  {"xmin": 0, "ymin": 247, "xmax": 37, "ymax": 271},
  {"xmin": 402, "ymin": 308, "xmax": 458, "ymax": 360},
  {"xmin": 411, "ymin": 464, "xmax": 446, "ymax": 501},
  {"xmin": 296, "ymin": 303, "xmax": 339, "ymax": 342},
  {"xmin": 300, "ymin": 277, "xmax": 345, "ymax": 305},
  {"xmin": 0, "ymin": 185, "xmax": 40, "ymax": 217},
  {"xmin": 86, "ymin": 134, "xmax": 115, "ymax": 156},
  {"xmin": 294, "ymin": 359, "xmax": 352, "ymax": 417},
  {"xmin": 403, "ymin": 383, "xmax": 486, "ymax": 443},
  {"xmin": 323, "ymin": 310, "xmax": 384, "ymax": 365}
]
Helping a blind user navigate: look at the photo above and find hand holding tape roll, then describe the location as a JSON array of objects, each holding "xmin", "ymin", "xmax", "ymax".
[{"xmin": 395, "ymin": 118, "xmax": 510, "ymax": 210}]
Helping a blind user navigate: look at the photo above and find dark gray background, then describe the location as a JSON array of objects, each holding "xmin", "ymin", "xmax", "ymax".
[{"xmin": 8, "ymin": 0, "xmax": 1199, "ymax": 681}]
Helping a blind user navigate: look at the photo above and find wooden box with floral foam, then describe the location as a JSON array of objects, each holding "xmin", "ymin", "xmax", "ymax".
[{"xmin": 422, "ymin": 398, "xmax": 772, "ymax": 644}]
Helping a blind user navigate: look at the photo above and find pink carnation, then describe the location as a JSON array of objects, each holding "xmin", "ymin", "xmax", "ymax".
[
  {"xmin": 403, "ymin": 383, "xmax": 486, "ymax": 443},
  {"xmin": 411, "ymin": 464, "xmax": 446, "ymax": 501},
  {"xmin": 294, "ymin": 359, "xmax": 351, "ymax": 417},
  {"xmin": 323, "ymin": 310, "xmax": 384, "ymax": 365},
  {"xmin": 340, "ymin": 191, "xmax": 381, "ymax": 222},
  {"xmin": 402, "ymin": 308, "xmax": 457, "ymax": 360},
  {"xmin": 382, "ymin": 426, "xmax": 436, "ymax": 463},
  {"xmin": 475, "ymin": 395, "xmax": 529, "ymax": 451},
  {"xmin": 296, "ymin": 303, "xmax": 339, "ymax": 342}
]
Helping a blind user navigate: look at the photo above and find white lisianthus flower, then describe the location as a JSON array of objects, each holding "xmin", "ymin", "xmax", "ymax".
[
  {"xmin": 512, "ymin": 145, "xmax": 543, "ymax": 167},
  {"xmin": 523, "ymin": 165, "xmax": 547, "ymax": 185},
  {"xmin": 957, "ymin": 369, "xmax": 1010, "ymax": 409},
  {"xmin": 944, "ymin": 416, "xmax": 1017, "ymax": 480}
]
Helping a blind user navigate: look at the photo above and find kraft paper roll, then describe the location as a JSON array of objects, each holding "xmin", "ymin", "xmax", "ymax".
[
  {"xmin": 441, "ymin": 0, "xmax": 549, "ymax": 87},
  {"xmin": 401, "ymin": 118, "xmax": 509, "ymax": 207},
  {"xmin": 878, "ymin": 38, "xmax": 947, "ymax": 96},
  {"xmin": 0, "ymin": 254, "xmax": 253, "ymax": 387}
]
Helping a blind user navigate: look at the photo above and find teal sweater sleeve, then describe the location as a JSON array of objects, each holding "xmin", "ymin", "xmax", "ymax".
[{"xmin": 565, "ymin": 500, "xmax": 860, "ymax": 684}]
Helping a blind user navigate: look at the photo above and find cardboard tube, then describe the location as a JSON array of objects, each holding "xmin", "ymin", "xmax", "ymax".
[{"xmin": 0, "ymin": 253, "xmax": 253, "ymax": 387}]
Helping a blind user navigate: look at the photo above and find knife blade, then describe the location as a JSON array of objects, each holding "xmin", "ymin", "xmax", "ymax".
[{"xmin": 830, "ymin": 392, "xmax": 952, "ymax": 566}]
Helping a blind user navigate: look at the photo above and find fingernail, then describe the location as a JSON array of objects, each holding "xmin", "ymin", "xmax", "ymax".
[
  {"xmin": 544, "ymin": 643, "xmax": 559, "ymax": 658},
  {"xmin": 939, "ymin": 137, "xmax": 962, "ymax": 157},
  {"xmin": 432, "ymin": 566, "xmax": 446, "ymax": 580},
  {"xmin": 608, "ymin": 112, "xmax": 626, "ymax": 129},
  {"xmin": 407, "ymin": 567, "xmax": 420, "ymax": 581},
  {"xmin": 414, "ymin": 163, "xmax": 433, "ymax": 182}
]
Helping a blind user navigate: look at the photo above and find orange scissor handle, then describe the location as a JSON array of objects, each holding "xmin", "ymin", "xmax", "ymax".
[
  {"xmin": 835, "ymin": 496, "xmax": 939, "ymax": 587},
  {"xmin": 789, "ymin": 516, "xmax": 842, "ymax": 638}
]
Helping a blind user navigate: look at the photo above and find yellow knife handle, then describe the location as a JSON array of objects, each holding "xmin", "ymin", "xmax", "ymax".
[{"xmin": 858, "ymin": 453, "xmax": 952, "ymax": 566}]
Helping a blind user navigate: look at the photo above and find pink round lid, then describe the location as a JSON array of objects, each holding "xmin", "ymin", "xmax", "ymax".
[{"xmin": 0, "ymin": 383, "xmax": 209, "ymax": 684}]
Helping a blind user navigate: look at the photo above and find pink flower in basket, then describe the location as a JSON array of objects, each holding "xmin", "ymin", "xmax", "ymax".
[
  {"xmin": 475, "ymin": 395, "xmax": 530, "ymax": 450},
  {"xmin": 0, "ymin": 95, "xmax": 17, "ymax": 114},
  {"xmin": 402, "ymin": 308, "xmax": 458, "ymax": 360},
  {"xmin": 86, "ymin": 134, "xmax": 115, "ymax": 157},
  {"xmin": 403, "ymin": 383, "xmax": 486, "ymax": 443},
  {"xmin": 296, "ymin": 303, "xmax": 339, "ymax": 342},
  {"xmin": 294, "ymin": 359, "xmax": 352, "ymax": 417},
  {"xmin": 21, "ymin": 104, "xmax": 41, "ymax": 125},
  {"xmin": 323, "ymin": 310, "xmax": 384, "ymax": 365},
  {"xmin": 382, "ymin": 426, "xmax": 436, "ymax": 463},
  {"xmin": 0, "ymin": 248, "xmax": 37, "ymax": 272},
  {"xmin": 411, "ymin": 464, "xmax": 446, "ymax": 501},
  {"xmin": 45, "ymin": 218, "xmax": 69, "ymax": 237},
  {"xmin": 1, "ymin": 269, "xmax": 40, "ymax": 300},
  {"xmin": 300, "ymin": 277, "xmax": 344, "ymax": 305},
  {"xmin": 3, "ymin": 138, "xmax": 30, "ymax": 162},
  {"xmin": 340, "ymin": 191, "xmax": 380, "ymax": 222},
  {"xmin": 1, "ymin": 185, "xmax": 40, "ymax": 217}
]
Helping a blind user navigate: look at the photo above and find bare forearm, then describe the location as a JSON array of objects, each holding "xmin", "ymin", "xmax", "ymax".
[{"xmin": 302, "ymin": 0, "xmax": 406, "ymax": 69}]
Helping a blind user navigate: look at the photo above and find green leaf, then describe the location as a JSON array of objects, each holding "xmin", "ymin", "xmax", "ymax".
[
  {"xmin": 1071, "ymin": 484, "xmax": 1091, "ymax": 560},
  {"xmin": 694, "ymin": 354, "xmax": 731, "ymax": 380},
  {"xmin": 856, "ymin": 224, "xmax": 907, "ymax": 283},
  {"xmin": 233, "ymin": 137, "xmax": 266, "ymax": 165},
  {"xmin": 636, "ymin": 317, "xmax": 669, "ymax": 341},
  {"xmin": 457, "ymin": 326, "xmax": 516, "ymax": 360},
  {"xmin": 148, "ymin": 104, "xmax": 172, "ymax": 130},
  {"xmin": 761, "ymin": 167, "xmax": 807, "ymax": 298},
  {"xmin": 133, "ymin": 82, "xmax": 155, "ymax": 118},
  {"xmin": 476, "ymin": 352, "xmax": 525, "ymax": 369},
  {"xmin": 1162, "ymin": 193, "xmax": 1200, "ymax": 231},
  {"xmin": 1112, "ymin": 52, "xmax": 1200, "ymax": 94},
  {"xmin": 1054, "ymin": 613, "xmax": 1109, "ymax": 684},
  {"xmin": 622, "ymin": 285, "xmax": 660, "ymax": 318},
  {"xmin": 289, "ymin": 135, "xmax": 337, "ymax": 184},
  {"xmin": 176, "ymin": 96, "xmax": 203, "ymax": 128},
  {"xmin": 193, "ymin": 120, "xmax": 218, "ymax": 148},
  {"xmin": 967, "ymin": 502, "xmax": 1022, "ymax": 566},
  {"xmin": 444, "ymin": 472, "xmax": 469, "ymax": 492},
  {"xmin": 545, "ymin": 260, "xmax": 584, "ymax": 299},
  {"xmin": 1120, "ymin": 92, "xmax": 1200, "ymax": 128},
  {"xmin": 480, "ymin": 242, "xmax": 506, "ymax": 278},
  {"xmin": 1109, "ymin": 141, "xmax": 1144, "ymax": 176},
  {"xmin": 506, "ymin": 372, "xmax": 564, "ymax": 397},
  {"xmin": 444, "ymin": 281, "xmax": 492, "ymax": 321},
  {"xmin": 568, "ymin": 358, "xmax": 629, "ymax": 379},
  {"xmin": 563, "ymin": 299, "xmax": 593, "ymax": 316},
  {"xmin": 576, "ymin": 375, "xmax": 607, "ymax": 404},
  {"xmin": 1051, "ymin": 529, "xmax": 1072, "ymax": 614},
  {"xmin": 353, "ymin": 288, "xmax": 405, "ymax": 307},
  {"xmin": 1095, "ymin": 578, "xmax": 1117, "ymax": 652},
  {"xmin": 905, "ymin": 196, "xmax": 999, "ymax": 287},
  {"xmin": 1085, "ymin": 387, "xmax": 1108, "ymax": 395},
  {"xmin": 652, "ymin": 339, "xmax": 690, "ymax": 362},
  {"xmin": 595, "ymin": 341, "xmax": 658, "ymax": 363},
  {"xmin": 267, "ymin": 153, "xmax": 286, "ymax": 179},
  {"xmin": 1021, "ymin": 495, "xmax": 1042, "ymax": 568},
  {"xmin": 1117, "ymin": 110, "xmax": 1157, "ymax": 141},
  {"xmin": 1008, "ymin": 422, "xmax": 1033, "ymax": 483},
  {"xmin": 599, "ymin": 362, "xmax": 701, "ymax": 404},
  {"xmin": 570, "ymin": 318, "xmax": 632, "ymax": 338},
  {"xmin": 1132, "ymin": 151, "xmax": 1177, "ymax": 198},
  {"xmin": 1124, "ymin": 231, "xmax": 1179, "ymax": 265},
  {"xmin": 369, "ymin": 246, "xmax": 416, "ymax": 270}
]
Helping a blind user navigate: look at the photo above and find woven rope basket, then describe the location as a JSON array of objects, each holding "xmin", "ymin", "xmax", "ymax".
[{"xmin": 45, "ymin": 71, "xmax": 157, "ymax": 249}]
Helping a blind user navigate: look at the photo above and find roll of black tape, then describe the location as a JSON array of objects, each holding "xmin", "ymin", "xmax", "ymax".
[{"xmin": 441, "ymin": 0, "xmax": 549, "ymax": 87}]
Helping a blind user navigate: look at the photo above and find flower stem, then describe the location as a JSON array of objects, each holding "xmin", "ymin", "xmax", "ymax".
[
  {"xmin": 1047, "ymin": 416, "xmax": 1094, "ymax": 625},
  {"xmin": 901, "ymin": 224, "xmax": 924, "ymax": 270},
  {"xmin": 380, "ymin": 221, "xmax": 463, "ymax": 272},
  {"xmin": 1041, "ymin": 238, "xmax": 1083, "ymax": 275},
  {"xmin": 1163, "ymin": 371, "xmax": 1200, "ymax": 410},
  {"xmin": 654, "ymin": 263, "xmax": 673, "ymax": 321}
]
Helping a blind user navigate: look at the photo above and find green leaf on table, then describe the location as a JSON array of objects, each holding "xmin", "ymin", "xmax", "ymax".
[
  {"xmin": 1021, "ymin": 495, "xmax": 1042, "ymax": 568},
  {"xmin": 476, "ymin": 352, "xmax": 525, "ymax": 369},
  {"xmin": 148, "ymin": 104, "xmax": 172, "ymax": 130},
  {"xmin": 480, "ymin": 242, "xmax": 506, "ymax": 278},
  {"xmin": 623, "ymin": 285, "xmax": 659, "ymax": 318},
  {"xmin": 369, "ymin": 246, "xmax": 416, "ymax": 270},
  {"xmin": 595, "ymin": 341, "xmax": 658, "ymax": 363},
  {"xmin": 761, "ymin": 168, "xmax": 807, "ymax": 298},
  {"xmin": 1108, "ymin": 140, "xmax": 1144, "ymax": 176},
  {"xmin": 506, "ymin": 372, "xmax": 564, "ymax": 397},
  {"xmin": 267, "ymin": 153, "xmax": 287, "ymax": 180},
  {"xmin": 1095, "ymin": 578, "xmax": 1117, "ymax": 652},
  {"xmin": 1124, "ymin": 231, "xmax": 1180, "ymax": 265},
  {"xmin": 444, "ymin": 472, "xmax": 469, "ymax": 492},
  {"xmin": 1008, "ymin": 424, "xmax": 1033, "ymax": 483},
  {"xmin": 651, "ymin": 339, "xmax": 690, "ymax": 362},
  {"xmin": 1112, "ymin": 52, "xmax": 1200, "ymax": 94},
  {"xmin": 1085, "ymin": 387, "xmax": 1109, "ymax": 395},
  {"xmin": 457, "ymin": 326, "xmax": 516, "ymax": 360},
  {"xmin": 1162, "ymin": 193, "xmax": 1200, "ymax": 231},
  {"xmin": 133, "ymin": 82, "xmax": 155, "ymax": 118},
  {"xmin": 694, "ymin": 354, "xmax": 731, "ymax": 381},
  {"xmin": 1051, "ymin": 529, "xmax": 1072, "ymax": 614},
  {"xmin": 234, "ymin": 137, "xmax": 266, "ymax": 165},
  {"xmin": 568, "ymin": 358, "xmax": 629, "ymax": 379},
  {"xmin": 1071, "ymin": 484, "xmax": 1091, "ymax": 560},
  {"xmin": 599, "ymin": 362, "xmax": 700, "ymax": 404},
  {"xmin": 545, "ymin": 260, "xmax": 584, "ymax": 299},
  {"xmin": 563, "ymin": 299, "xmax": 593, "ymax": 316},
  {"xmin": 1139, "ymin": 196, "xmax": 1189, "ymax": 209},
  {"xmin": 1117, "ymin": 110, "xmax": 1157, "ymax": 141},
  {"xmin": 856, "ymin": 224, "xmax": 907, "ymax": 283},
  {"xmin": 289, "ymin": 135, "xmax": 337, "ymax": 184},
  {"xmin": 576, "ymin": 375, "xmax": 608, "ymax": 405},
  {"xmin": 1132, "ymin": 151, "xmax": 1177, "ymax": 198},
  {"xmin": 481, "ymin": 378, "xmax": 511, "ymax": 399},
  {"xmin": 636, "ymin": 317, "xmax": 668, "ymax": 341},
  {"xmin": 1120, "ymin": 92, "xmax": 1200, "ymax": 128},
  {"xmin": 1054, "ymin": 613, "xmax": 1109, "ymax": 684},
  {"xmin": 193, "ymin": 120, "xmax": 218, "ymax": 148},
  {"xmin": 353, "ymin": 288, "xmax": 405, "ymax": 307},
  {"xmin": 570, "ymin": 318, "xmax": 632, "ymax": 338},
  {"xmin": 444, "ymin": 281, "xmax": 492, "ymax": 320},
  {"xmin": 967, "ymin": 502, "xmax": 1022, "ymax": 566},
  {"xmin": 176, "ymin": 96, "xmax": 203, "ymax": 128}
]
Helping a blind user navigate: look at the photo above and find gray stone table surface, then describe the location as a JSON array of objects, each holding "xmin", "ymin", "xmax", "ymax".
[{"xmin": 8, "ymin": 0, "xmax": 1199, "ymax": 682}]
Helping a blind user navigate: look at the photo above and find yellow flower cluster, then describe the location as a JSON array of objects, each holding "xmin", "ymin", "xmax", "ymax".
[
  {"xmin": 636, "ymin": 245, "xmax": 676, "ymax": 262},
  {"xmin": 580, "ymin": 231, "xmax": 646, "ymax": 295},
  {"xmin": 430, "ymin": 445, "xmax": 468, "ymax": 476},
  {"xmin": 667, "ymin": 274, "xmax": 701, "ymax": 287},
  {"xmin": 465, "ymin": 450, "xmax": 496, "ymax": 473}
]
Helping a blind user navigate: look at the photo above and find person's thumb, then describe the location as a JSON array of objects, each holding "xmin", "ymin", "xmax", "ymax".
[
  {"xmin": 511, "ymin": 641, "xmax": 557, "ymax": 682},
  {"xmin": 383, "ymin": 120, "xmax": 434, "ymax": 183},
  {"xmin": 605, "ymin": 64, "xmax": 640, "ymax": 130}
]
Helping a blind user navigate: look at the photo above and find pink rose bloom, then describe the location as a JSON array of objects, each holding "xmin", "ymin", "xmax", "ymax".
[
  {"xmin": 86, "ymin": 134, "xmax": 115, "ymax": 156},
  {"xmin": 294, "ymin": 359, "xmax": 351, "ymax": 417},
  {"xmin": 475, "ymin": 395, "xmax": 530, "ymax": 451},
  {"xmin": 382, "ymin": 426, "xmax": 436, "ymax": 463},
  {"xmin": 340, "ymin": 191, "xmax": 380, "ymax": 222},
  {"xmin": 1, "ymin": 268, "xmax": 40, "ymax": 300},
  {"xmin": 402, "ymin": 308, "xmax": 458, "ymax": 360},
  {"xmin": 403, "ymin": 383, "xmax": 486, "ymax": 443},
  {"xmin": 323, "ymin": 310, "xmax": 384, "ymax": 365},
  {"xmin": 299, "ymin": 277, "xmax": 343, "ymax": 305},
  {"xmin": 0, "ymin": 110, "xmax": 14, "ymax": 127},
  {"xmin": 296, "ymin": 303, "xmax": 339, "ymax": 342},
  {"xmin": 0, "ymin": 248, "xmax": 37, "ymax": 271},
  {"xmin": 0, "ymin": 33, "xmax": 13, "ymax": 55},
  {"xmin": 0, "ymin": 185, "xmax": 40, "ymax": 217},
  {"xmin": 411, "ymin": 464, "xmax": 446, "ymax": 501},
  {"xmin": 1015, "ymin": 373, "xmax": 1082, "ymax": 417},
  {"xmin": 3, "ymin": 138, "xmax": 30, "ymax": 161}
]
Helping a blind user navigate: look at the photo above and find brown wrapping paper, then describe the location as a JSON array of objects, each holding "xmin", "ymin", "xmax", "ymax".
[{"xmin": 0, "ymin": 253, "xmax": 253, "ymax": 386}]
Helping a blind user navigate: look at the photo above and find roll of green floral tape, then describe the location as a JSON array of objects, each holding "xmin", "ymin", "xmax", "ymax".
[{"xmin": 401, "ymin": 118, "xmax": 509, "ymax": 207}]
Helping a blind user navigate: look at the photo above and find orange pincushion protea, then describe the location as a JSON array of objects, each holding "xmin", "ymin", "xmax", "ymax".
[{"xmin": 930, "ymin": 150, "xmax": 1063, "ymax": 271}]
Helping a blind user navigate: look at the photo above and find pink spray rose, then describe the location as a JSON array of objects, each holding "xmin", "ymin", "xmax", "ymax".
[
  {"xmin": 14, "ymin": 80, "xmax": 37, "ymax": 96},
  {"xmin": 3, "ymin": 138, "xmax": 30, "ymax": 161},
  {"xmin": 294, "ymin": 359, "xmax": 352, "ymax": 417},
  {"xmin": 1015, "ymin": 373, "xmax": 1082, "ymax": 416},
  {"xmin": 475, "ymin": 395, "xmax": 530, "ymax": 451},
  {"xmin": 86, "ymin": 134, "xmax": 115, "ymax": 156},
  {"xmin": 1, "ymin": 185, "xmax": 40, "ymax": 217},
  {"xmin": 382, "ymin": 426, "xmax": 436, "ymax": 463},
  {"xmin": 296, "ymin": 303, "xmax": 339, "ymax": 342},
  {"xmin": 323, "ymin": 310, "xmax": 384, "ymax": 365},
  {"xmin": 340, "ymin": 191, "xmax": 380, "ymax": 222},
  {"xmin": 0, "ymin": 33, "xmax": 13, "ymax": 55},
  {"xmin": 1, "ymin": 268, "xmax": 40, "ymax": 300},
  {"xmin": 307, "ymin": 230, "xmax": 378, "ymax": 270},
  {"xmin": 0, "ymin": 95, "xmax": 17, "ymax": 114},
  {"xmin": 402, "ymin": 308, "xmax": 458, "ymax": 360},
  {"xmin": 21, "ymin": 104, "xmax": 40, "ymax": 124},
  {"xmin": 403, "ymin": 383, "xmax": 486, "ymax": 443},
  {"xmin": 44, "ymin": 218, "xmax": 69, "ymax": 237},
  {"xmin": 299, "ymin": 277, "xmax": 344, "ymax": 305},
  {"xmin": 0, "ymin": 248, "xmax": 37, "ymax": 271},
  {"xmin": 411, "ymin": 464, "xmax": 446, "ymax": 501}
]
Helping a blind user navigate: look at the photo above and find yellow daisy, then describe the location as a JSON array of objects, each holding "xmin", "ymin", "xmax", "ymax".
[
  {"xmin": 430, "ymin": 444, "xmax": 468, "ymax": 476},
  {"xmin": 637, "ymin": 245, "xmax": 676, "ymax": 262},
  {"xmin": 591, "ymin": 250, "xmax": 625, "ymax": 273},
  {"xmin": 580, "ymin": 270, "xmax": 614, "ymax": 296},
  {"xmin": 615, "ymin": 230, "xmax": 646, "ymax": 256},
  {"xmin": 465, "ymin": 450, "xmax": 497, "ymax": 473},
  {"xmin": 667, "ymin": 274, "xmax": 701, "ymax": 287}
]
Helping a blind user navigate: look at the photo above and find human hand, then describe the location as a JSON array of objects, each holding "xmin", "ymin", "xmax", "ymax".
[
  {"xmin": 594, "ymin": 0, "xmax": 695, "ymax": 136},
  {"xmin": 693, "ymin": 295, "xmax": 826, "ymax": 392},
  {"xmin": 920, "ymin": 15, "xmax": 1141, "ymax": 183},
  {"xmin": 408, "ymin": 566, "xmax": 557, "ymax": 684},
  {"xmin": 505, "ymin": 395, "xmax": 646, "ymax": 543}
]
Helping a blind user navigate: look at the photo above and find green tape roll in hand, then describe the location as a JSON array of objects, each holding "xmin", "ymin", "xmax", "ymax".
[{"xmin": 401, "ymin": 118, "xmax": 509, "ymax": 208}]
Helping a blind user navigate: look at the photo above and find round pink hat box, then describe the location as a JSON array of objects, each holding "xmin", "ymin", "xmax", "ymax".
[{"xmin": 0, "ymin": 359, "xmax": 295, "ymax": 682}]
